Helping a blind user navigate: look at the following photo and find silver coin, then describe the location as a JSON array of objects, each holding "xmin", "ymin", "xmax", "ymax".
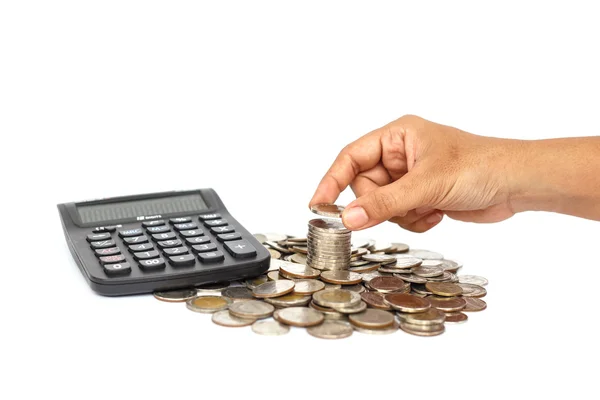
[
  {"xmin": 362, "ymin": 254, "xmax": 397, "ymax": 263},
  {"xmin": 349, "ymin": 259, "xmax": 371, "ymax": 267},
  {"xmin": 426, "ymin": 271, "xmax": 457, "ymax": 282},
  {"xmin": 307, "ymin": 320, "xmax": 353, "ymax": 339},
  {"xmin": 320, "ymin": 270, "xmax": 363, "ymax": 285},
  {"xmin": 265, "ymin": 241, "xmax": 294, "ymax": 254},
  {"xmin": 458, "ymin": 275, "xmax": 488, "ymax": 286},
  {"xmin": 371, "ymin": 242, "xmax": 393, "ymax": 253},
  {"xmin": 287, "ymin": 237, "xmax": 308, "ymax": 243},
  {"xmin": 263, "ymin": 233, "xmax": 288, "ymax": 242},
  {"xmin": 396, "ymin": 273, "xmax": 428, "ymax": 284},
  {"xmin": 420, "ymin": 259, "xmax": 444, "ymax": 267},
  {"xmin": 279, "ymin": 263, "xmax": 321, "ymax": 279},
  {"xmin": 343, "ymin": 284, "xmax": 366, "ymax": 294},
  {"xmin": 361, "ymin": 271, "xmax": 384, "ymax": 282},
  {"xmin": 308, "ymin": 219, "xmax": 350, "ymax": 234},
  {"xmin": 244, "ymin": 275, "xmax": 269, "ymax": 289},
  {"xmin": 228, "ymin": 300, "xmax": 275, "ymax": 319},
  {"xmin": 211, "ymin": 310, "xmax": 256, "ymax": 327},
  {"xmin": 349, "ymin": 263, "xmax": 381, "ymax": 273},
  {"xmin": 153, "ymin": 288, "xmax": 198, "ymax": 302},
  {"xmin": 290, "ymin": 253, "xmax": 307, "ymax": 264},
  {"xmin": 392, "ymin": 257, "xmax": 423, "ymax": 269},
  {"xmin": 221, "ymin": 287, "xmax": 254, "ymax": 301},
  {"xmin": 251, "ymin": 319, "xmax": 290, "ymax": 336},
  {"xmin": 274, "ymin": 307, "xmax": 325, "ymax": 327},
  {"xmin": 331, "ymin": 300, "xmax": 368, "ymax": 314},
  {"xmin": 196, "ymin": 281, "xmax": 230, "ymax": 292},
  {"xmin": 310, "ymin": 203, "xmax": 346, "ymax": 218},
  {"xmin": 293, "ymin": 279, "xmax": 326, "ymax": 295},
  {"xmin": 312, "ymin": 289, "xmax": 362, "ymax": 308},
  {"xmin": 388, "ymin": 243, "xmax": 409, "ymax": 253},
  {"xmin": 264, "ymin": 293, "xmax": 312, "ymax": 307},
  {"xmin": 457, "ymin": 283, "xmax": 487, "ymax": 297},
  {"xmin": 352, "ymin": 238, "xmax": 376, "ymax": 249},
  {"xmin": 310, "ymin": 300, "xmax": 347, "ymax": 320},
  {"xmin": 252, "ymin": 280, "xmax": 296, "ymax": 298},
  {"xmin": 412, "ymin": 266, "xmax": 444, "ymax": 277},
  {"xmin": 440, "ymin": 259, "xmax": 462, "ymax": 272},
  {"xmin": 408, "ymin": 249, "xmax": 444, "ymax": 260}
]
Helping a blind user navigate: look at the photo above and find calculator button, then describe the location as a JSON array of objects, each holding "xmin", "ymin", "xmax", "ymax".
[
  {"xmin": 191, "ymin": 243, "xmax": 217, "ymax": 253},
  {"xmin": 224, "ymin": 240, "xmax": 257, "ymax": 258},
  {"xmin": 204, "ymin": 219, "xmax": 228, "ymax": 227},
  {"xmin": 163, "ymin": 246, "xmax": 190, "ymax": 256},
  {"xmin": 90, "ymin": 240, "xmax": 116, "ymax": 249},
  {"xmin": 185, "ymin": 236, "xmax": 211, "ymax": 245},
  {"xmin": 93, "ymin": 226, "xmax": 116, "ymax": 233},
  {"xmin": 169, "ymin": 254, "xmax": 196, "ymax": 267},
  {"xmin": 123, "ymin": 235, "xmax": 149, "ymax": 244},
  {"xmin": 103, "ymin": 262, "xmax": 131, "ymax": 276},
  {"xmin": 133, "ymin": 250, "xmax": 160, "ymax": 260},
  {"xmin": 211, "ymin": 225, "xmax": 235, "ymax": 234},
  {"xmin": 99, "ymin": 254, "xmax": 127, "ymax": 265},
  {"xmin": 87, "ymin": 232, "xmax": 111, "ymax": 242},
  {"xmin": 199, "ymin": 213, "xmax": 221, "ymax": 221},
  {"xmin": 170, "ymin": 217, "xmax": 192, "ymax": 224},
  {"xmin": 157, "ymin": 239, "xmax": 183, "ymax": 248},
  {"xmin": 179, "ymin": 229, "xmax": 203, "ymax": 238},
  {"xmin": 138, "ymin": 258, "xmax": 166, "ymax": 271},
  {"xmin": 128, "ymin": 243, "xmax": 154, "ymax": 252},
  {"xmin": 142, "ymin": 219, "xmax": 165, "ymax": 227},
  {"xmin": 174, "ymin": 223, "xmax": 198, "ymax": 231},
  {"xmin": 119, "ymin": 228, "xmax": 144, "ymax": 238},
  {"xmin": 217, "ymin": 232, "xmax": 242, "ymax": 242},
  {"xmin": 146, "ymin": 226, "xmax": 171, "ymax": 234},
  {"xmin": 95, "ymin": 247, "xmax": 121, "ymax": 257},
  {"xmin": 152, "ymin": 232, "xmax": 177, "ymax": 241},
  {"xmin": 197, "ymin": 251, "xmax": 225, "ymax": 263}
]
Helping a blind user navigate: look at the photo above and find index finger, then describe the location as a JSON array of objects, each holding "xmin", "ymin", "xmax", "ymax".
[{"xmin": 309, "ymin": 128, "xmax": 385, "ymax": 207}]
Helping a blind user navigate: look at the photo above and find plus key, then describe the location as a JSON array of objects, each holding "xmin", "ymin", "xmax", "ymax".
[{"xmin": 224, "ymin": 240, "xmax": 256, "ymax": 259}]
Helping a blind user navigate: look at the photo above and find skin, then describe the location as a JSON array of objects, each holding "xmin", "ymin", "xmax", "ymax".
[{"xmin": 309, "ymin": 115, "xmax": 600, "ymax": 232}]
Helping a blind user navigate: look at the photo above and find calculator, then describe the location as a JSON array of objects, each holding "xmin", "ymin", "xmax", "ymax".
[{"xmin": 57, "ymin": 188, "xmax": 271, "ymax": 296}]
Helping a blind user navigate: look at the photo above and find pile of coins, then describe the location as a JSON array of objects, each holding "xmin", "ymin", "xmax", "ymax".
[
  {"xmin": 306, "ymin": 204, "xmax": 352, "ymax": 270},
  {"xmin": 152, "ymin": 204, "xmax": 488, "ymax": 339}
]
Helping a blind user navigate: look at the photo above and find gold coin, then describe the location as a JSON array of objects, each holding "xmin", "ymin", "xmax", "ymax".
[
  {"xmin": 211, "ymin": 310, "xmax": 256, "ymax": 327},
  {"xmin": 425, "ymin": 282, "xmax": 463, "ymax": 297},
  {"xmin": 463, "ymin": 297, "xmax": 487, "ymax": 312},
  {"xmin": 348, "ymin": 309, "xmax": 395, "ymax": 329},
  {"xmin": 353, "ymin": 320, "xmax": 399, "ymax": 335},
  {"xmin": 457, "ymin": 283, "xmax": 487, "ymax": 298},
  {"xmin": 397, "ymin": 307, "xmax": 446, "ymax": 326},
  {"xmin": 383, "ymin": 293, "xmax": 431, "ymax": 313},
  {"xmin": 320, "ymin": 270, "xmax": 362, "ymax": 285},
  {"xmin": 252, "ymin": 280, "xmax": 296, "ymax": 298},
  {"xmin": 312, "ymin": 289, "xmax": 361, "ymax": 308},
  {"xmin": 274, "ymin": 307, "xmax": 325, "ymax": 327},
  {"xmin": 293, "ymin": 279, "xmax": 325, "ymax": 295},
  {"xmin": 428, "ymin": 296, "xmax": 467, "ymax": 312},
  {"xmin": 368, "ymin": 276, "xmax": 406, "ymax": 293},
  {"xmin": 360, "ymin": 291, "xmax": 392, "ymax": 310},
  {"xmin": 186, "ymin": 296, "xmax": 232, "ymax": 313},
  {"xmin": 269, "ymin": 249, "xmax": 282, "ymax": 259},
  {"xmin": 279, "ymin": 263, "xmax": 321, "ymax": 279},
  {"xmin": 400, "ymin": 322, "xmax": 445, "ymax": 336},
  {"xmin": 264, "ymin": 293, "xmax": 312, "ymax": 307},
  {"xmin": 445, "ymin": 312, "xmax": 468, "ymax": 324},
  {"xmin": 228, "ymin": 300, "xmax": 275, "ymax": 319},
  {"xmin": 307, "ymin": 320, "xmax": 353, "ymax": 339}
]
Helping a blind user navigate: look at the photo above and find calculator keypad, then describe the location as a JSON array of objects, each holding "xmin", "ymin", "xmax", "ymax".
[{"xmin": 87, "ymin": 213, "xmax": 257, "ymax": 277}]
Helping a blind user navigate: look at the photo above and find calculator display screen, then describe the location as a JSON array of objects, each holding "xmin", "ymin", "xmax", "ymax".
[{"xmin": 77, "ymin": 193, "xmax": 209, "ymax": 224}]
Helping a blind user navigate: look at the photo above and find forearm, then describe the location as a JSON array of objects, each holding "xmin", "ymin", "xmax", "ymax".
[{"xmin": 508, "ymin": 137, "xmax": 600, "ymax": 220}]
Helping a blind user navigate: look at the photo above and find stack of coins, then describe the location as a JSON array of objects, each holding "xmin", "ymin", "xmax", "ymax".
[
  {"xmin": 306, "ymin": 204, "xmax": 351, "ymax": 270},
  {"xmin": 152, "ymin": 205, "xmax": 489, "ymax": 339}
]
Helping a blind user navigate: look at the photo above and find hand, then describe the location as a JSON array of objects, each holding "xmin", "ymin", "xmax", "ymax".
[{"xmin": 309, "ymin": 115, "xmax": 523, "ymax": 232}]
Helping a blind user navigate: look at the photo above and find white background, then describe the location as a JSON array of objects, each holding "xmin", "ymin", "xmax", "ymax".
[{"xmin": 1, "ymin": 1, "xmax": 599, "ymax": 399}]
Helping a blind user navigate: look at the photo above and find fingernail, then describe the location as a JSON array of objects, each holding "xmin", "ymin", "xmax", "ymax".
[
  {"xmin": 343, "ymin": 207, "xmax": 369, "ymax": 229},
  {"xmin": 425, "ymin": 212, "xmax": 443, "ymax": 224}
]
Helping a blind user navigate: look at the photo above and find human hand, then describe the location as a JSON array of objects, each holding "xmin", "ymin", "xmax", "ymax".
[{"xmin": 309, "ymin": 115, "xmax": 524, "ymax": 232}]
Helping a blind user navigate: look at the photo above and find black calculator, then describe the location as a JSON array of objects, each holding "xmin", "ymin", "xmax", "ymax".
[{"xmin": 58, "ymin": 188, "xmax": 270, "ymax": 296}]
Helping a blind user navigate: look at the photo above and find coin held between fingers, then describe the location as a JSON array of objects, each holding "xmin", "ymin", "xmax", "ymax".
[{"xmin": 342, "ymin": 207, "xmax": 369, "ymax": 230}]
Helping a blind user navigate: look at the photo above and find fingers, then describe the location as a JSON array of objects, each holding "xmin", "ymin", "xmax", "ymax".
[
  {"xmin": 342, "ymin": 167, "xmax": 435, "ymax": 230},
  {"xmin": 392, "ymin": 211, "xmax": 444, "ymax": 233},
  {"xmin": 309, "ymin": 129, "xmax": 384, "ymax": 207}
]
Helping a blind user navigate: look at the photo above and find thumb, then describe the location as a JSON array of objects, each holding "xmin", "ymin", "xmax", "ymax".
[{"xmin": 342, "ymin": 170, "xmax": 433, "ymax": 230}]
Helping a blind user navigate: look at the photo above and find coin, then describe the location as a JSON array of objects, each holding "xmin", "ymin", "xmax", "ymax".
[
  {"xmin": 411, "ymin": 283, "xmax": 432, "ymax": 295},
  {"xmin": 307, "ymin": 320, "xmax": 353, "ymax": 339},
  {"xmin": 322, "ymin": 283, "xmax": 342, "ymax": 290},
  {"xmin": 245, "ymin": 275, "xmax": 269, "ymax": 289},
  {"xmin": 211, "ymin": 310, "xmax": 256, "ymax": 327},
  {"xmin": 361, "ymin": 271, "xmax": 385, "ymax": 283},
  {"xmin": 372, "ymin": 242, "xmax": 393, "ymax": 253},
  {"xmin": 349, "ymin": 259, "xmax": 371, "ymax": 267},
  {"xmin": 388, "ymin": 243, "xmax": 409, "ymax": 253},
  {"xmin": 287, "ymin": 237, "xmax": 308, "ymax": 243},
  {"xmin": 290, "ymin": 253, "xmax": 308, "ymax": 264},
  {"xmin": 427, "ymin": 296, "xmax": 467, "ymax": 312},
  {"xmin": 445, "ymin": 312, "xmax": 468, "ymax": 324},
  {"xmin": 411, "ymin": 266, "xmax": 444, "ymax": 277},
  {"xmin": 274, "ymin": 307, "xmax": 325, "ymax": 327},
  {"xmin": 308, "ymin": 218, "xmax": 350, "ymax": 233},
  {"xmin": 229, "ymin": 300, "xmax": 275, "ymax": 319},
  {"xmin": 396, "ymin": 273, "xmax": 427, "ymax": 284},
  {"xmin": 310, "ymin": 301, "xmax": 347, "ymax": 320},
  {"xmin": 457, "ymin": 283, "xmax": 487, "ymax": 297},
  {"xmin": 362, "ymin": 254, "xmax": 397, "ymax": 264},
  {"xmin": 425, "ymin": 282, "xmax": 463, "ymax": 297},
  {"xmin": 384, "ymin": 293, "xmax": 431, "ymax": 313},
  {"xmin": 343, "ymin": 284, "xmax": 366, "ymax": 294},
  {"xmin": 440, "ymin": 259, "xmax": 462, "ymax": 272},
  {"xmin": 360, "ymin": 291, "xmax": 392, "ymax": 310},
  {"xmin": 313, "ymin": 289, "xmax": 361, "ymax": 308},
  {"xmin": 349, "ymin": 309, "xmax": 395, "ymax": 329},
  {"xmin": 221, "ymin": 287, "xmax": 254, "ymax": 301},
  {"xmin": 267, "ymin": 271, "xmax": 284, "ymax": 281},
  {"xmin": 254, "ymin": 233, "xmax": 268, "ymax": 244},
  {"xmin": 349, "ymin": 263, "xmax": 381, "ymax": 273},
  {"xmin": 251, "ymin": 319, "xmax": 290, "ymax": 336},
  {"xmin": 263, "ymin": 233, "xmax": 288, "ymax": 242},
  {"xmin": 293, "ymin": 279, "xmax": 325, "ymax": 295},
  {"xmin": 331, "ymin": 300, "xmax": 367, "ymax": 314},
  {"xmin": 458, "ymin": 275, "xmax": 489, "ymax": 286},
  {"xmin": 196, "ymin": 281, "xmax": 230, "ymax": 292},
  {"xmin": 265, "ymin": 241, "xmax": 294, "ymax": 254},
  {"xmin": 269, "ymin": 249, "xmax": 282, "ymax": 259},
  {"xmin": 310, "ymin": 203, "xmax": 346, "ymax": 218},
  {"xmin": 279, "ymin": 263, "xmax": 321, "ymax": 279},
  {"xmin": 400, "ymin": 322, "xmax": 445, "ymax": 336},
  {"xmin": 320, "ymin": 270, "xmax": 363, "ymax": 285},
  {"xmin": 252, "ymin": 280, "xmax": 296, "ymax": 298},
  {"xmin": 153, "ymin": 288, "xmax": 198, "ymax": 302},
  {"xmin": 368, "ymin": 276, "xmax": 406, "ymax": 293},
  {"xmin": 426, "ymin": 271, "xmax": 458, "ymax": 282},
  {"xmin": 353, "ymin": 320, "xmax": 399, "ymax": 335},
  {"xmin": 352, "ymin": 238, "xmax": 375, "ymax": 249},
  {"xmin": 186, "ymin": 296, "xmax": 232, "ymax": 313},
  {"xmin": 397, "ymin": 307, "xmax": 446, "ymax": 325},
  {"xmin": 392, "ymin": 257, "xmax": 423, "ymax": 269},
  {"xmin": 463, "ymin": 297, "xmax": 487, "ymax": 312},
  {"xmin": 264, "ymin": 293, "xmax": 312, "ymax": 307},
  {"xmin": 291, "ymin": 246, "xmax": 308, "ymax": 254},
  {"xmin": 408, "ymin": 249, "xmax": 444, "ymax": 260}
]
